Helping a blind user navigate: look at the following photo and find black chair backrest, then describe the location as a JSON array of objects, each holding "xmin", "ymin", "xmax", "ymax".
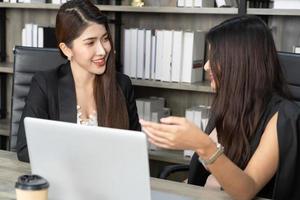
[
  {"xmin": 278, "ymin": 51, "xmax": 300, "ymax": 106},
  {"xmin": 10, "ymin": 46, "xmax": 67, "ymax": 151}
]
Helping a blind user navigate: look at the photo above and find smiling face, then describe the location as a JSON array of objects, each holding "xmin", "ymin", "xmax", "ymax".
[{"xmin": 60, "ymin": 22, "xmax": 112, "ymax": 76}]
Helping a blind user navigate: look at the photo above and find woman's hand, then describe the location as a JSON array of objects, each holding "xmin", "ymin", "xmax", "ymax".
[{"xmin": 140, "ymin": 116, "xmax": 212, "ymax": 151}]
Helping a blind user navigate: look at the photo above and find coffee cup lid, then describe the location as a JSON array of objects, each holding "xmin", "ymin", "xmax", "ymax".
[{"xmin": 15, "ymin": 175, "xmax": 49, "ymax": 190}]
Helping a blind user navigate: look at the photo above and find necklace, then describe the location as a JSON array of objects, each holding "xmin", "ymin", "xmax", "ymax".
[{"xmin": 76, "ymin": 105, "xmax": 98, "ymax": 126}]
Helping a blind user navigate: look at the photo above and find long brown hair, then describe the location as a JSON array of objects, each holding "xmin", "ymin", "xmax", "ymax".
[
  {"xmin": 206, "ymin": 16, "xmax": 289, "ymax": 168},
  {"xmin": 55, "ymin": 0, "xmax": 129, "ymax": 129}
]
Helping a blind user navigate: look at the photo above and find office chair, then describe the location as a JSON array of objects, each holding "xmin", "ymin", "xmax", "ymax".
[
  {"xmin": 9, "ymin": 46, "xmax": 67, "ymax": 151},
  {"xmin": 278, "ymin": 51, "xmax": 300, "ymax": 106},
  {"xmin": 159, "ymin": 51, "xmax": 300, "ymax": 180}
]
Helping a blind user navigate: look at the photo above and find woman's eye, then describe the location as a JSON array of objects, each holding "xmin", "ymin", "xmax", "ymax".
[
  {"xmin": 103, "ymin": 36, "xmax": 109, "ymax": 42},
  {"xmin": 86, "ymin": 41, "xmax": 94, "ymax": 46}
]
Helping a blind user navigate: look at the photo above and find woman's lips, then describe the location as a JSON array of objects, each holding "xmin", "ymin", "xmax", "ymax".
[{"xmin": 93, "ymin": 59, "xmax": 105, "ymax": 67}]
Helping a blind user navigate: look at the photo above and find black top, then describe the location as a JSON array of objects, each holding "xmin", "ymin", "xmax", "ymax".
[
  {"xmin": 16, "ymin": 63, "xmax": 141, "ymax": 163},
  {"xmin": 188, "ymin": 95, "xmax": 300, "ymax": 199}
]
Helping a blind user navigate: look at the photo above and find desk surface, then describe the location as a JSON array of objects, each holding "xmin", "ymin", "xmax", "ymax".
[{"xmin": 0, "ymin": 150, "xmax": 268, "ymax": 200}]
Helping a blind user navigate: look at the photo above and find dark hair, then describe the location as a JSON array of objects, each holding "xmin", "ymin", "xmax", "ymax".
[
  {"xmin": 56, "ymin": 0, "xmax": 129, "ymax": 129},
  {"xmin": 206, "ymin": 16, "xmax": 290, "ymax": 168}
]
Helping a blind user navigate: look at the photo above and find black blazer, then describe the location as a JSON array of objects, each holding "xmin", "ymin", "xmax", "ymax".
[{"xmin": 16, "ymin": 63, "xmax": 141, "ymax": 162}]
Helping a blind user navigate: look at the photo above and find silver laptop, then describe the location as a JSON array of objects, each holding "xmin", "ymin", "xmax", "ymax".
[{"xmin": 24, "ymin": 117, "xmax": 192, "ymax": 200}]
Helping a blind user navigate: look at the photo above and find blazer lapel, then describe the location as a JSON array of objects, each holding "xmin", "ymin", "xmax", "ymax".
[{"xmin": 57, "ymin": 63, "xmax": 77, "ymax": 123}]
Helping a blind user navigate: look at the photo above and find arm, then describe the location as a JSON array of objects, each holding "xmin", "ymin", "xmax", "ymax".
[
  {"xmin": 16, "ymin": 74, "xmax": 50, "ymax": 162},
  {"xmin": 204, "ymin": 113, "xmax": 278, "ymax": 200},
  {"xmin": 140, "ymin": 113, "xmax": 279, "ymax": 200}
]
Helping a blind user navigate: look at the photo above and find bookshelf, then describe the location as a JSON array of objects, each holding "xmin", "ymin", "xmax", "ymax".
[
  {"xmin": 0, "ymin": 1, "xmax": 299, "ymax": 163},
  {"xmin": 0, "ymin": 119, "xmax": 10, "ymax": 137},
  {"xmin": 0, "ymin": 62, "xmax": 13, "ymax": 74},
  {"xmin": 0, "ymin": 3, "xmax": 238, "ymax": 14},
  {"xmin": 149, "ymin": 149, "xmax": 190, "ymax": 165}
]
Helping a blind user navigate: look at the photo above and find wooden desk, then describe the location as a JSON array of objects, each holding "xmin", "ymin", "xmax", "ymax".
[{"xmin": 0, "ymin": 150, "xmax": 267, "ymax": 200}]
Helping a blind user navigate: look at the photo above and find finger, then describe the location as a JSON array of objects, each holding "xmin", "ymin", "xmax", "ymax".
[
  {"xmin": 143, "ymin": 127, "xmax": 172, "ymax": 145},
  {"xmin": 160, "ymin": 116, "xmax": 187, "ymax": 125},
  {"xmin": 148, "ymin": 138, "xmax": 176, "ymax": 150},
  {"xmin": 139, "ymin": 119, "xmax": 153, "ymax": 126},
  {"xmin": 141, "ymin": 119, "xmax": 178, "ymax": 133},
  {"xmin": 146, "ymin": 126, "xmax": 176, "ymax": 142},
  {"xmin": 143, "ymin": 126, "xmax": 171, "ymax": 141}
]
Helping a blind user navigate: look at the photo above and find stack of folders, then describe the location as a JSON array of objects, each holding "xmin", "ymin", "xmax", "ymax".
[
  {"xmin": 176, "ymin": 0, "xmax": 215, "ymax": 7},
  {"xmin": 248, "ymin": 0, "xmax": 270, "ymax": 8},
  {"xmin": 21, "ymin": 24, "xmax": 57, "ymax": 48},
  {"xmin": 215, "ymin": 0, "xmax": 238, "ymax": 7},
  {"xmin": 136, "ymin": 96, "xmax": 171, "ymax": 151},
  {"xmin": 273, "ymin": 0, "xmax": 300, "ymax": 9},
  {"xmin": 123, "ymin": 28, "xmax": 206, "ymax": 83},
  {"xmin": 184, "ymin": 105, "xmax": 210, "ymax": 157}
]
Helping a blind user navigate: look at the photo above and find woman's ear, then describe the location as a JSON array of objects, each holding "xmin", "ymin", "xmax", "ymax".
[{"xmin": 59, "ymin": 43, "xmax": 72, "ymax": 60}]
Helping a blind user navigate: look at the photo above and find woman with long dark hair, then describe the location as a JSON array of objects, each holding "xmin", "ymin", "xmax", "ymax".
[
  {"xmin": 17, "ymin": 0, "xmax": 140, "ymax": 162},
  {"xmin": 141, "ymin": 16, "xmax": 300, "ymax": 199}
]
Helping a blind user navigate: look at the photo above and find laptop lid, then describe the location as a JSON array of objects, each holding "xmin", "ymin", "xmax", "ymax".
[{"xmin": 24, "ymin": 117, "xmax": 151, "ymax": 200}]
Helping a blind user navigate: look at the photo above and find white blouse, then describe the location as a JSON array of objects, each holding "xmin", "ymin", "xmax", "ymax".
[{"xmin": 76, "ymin": 105, "xmax": 98, "ymax": 126}]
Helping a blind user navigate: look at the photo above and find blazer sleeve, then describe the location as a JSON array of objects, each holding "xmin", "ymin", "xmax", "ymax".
[
  {"xmin": 117, "ymin": 73, "xmax": 141, "ymax": 131},
  {"xmin": 16, "ymin": 73, "xmax": 50, "ymax": 162}
]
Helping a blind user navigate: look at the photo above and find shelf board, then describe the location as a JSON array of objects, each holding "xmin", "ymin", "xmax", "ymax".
[
  {"xmin": 0, "ymin": 3, "xmax": 237, "ymax": 14},
  {"xmin": 148, "ymin": 149, "xmax": 190, "ymax": 165},
  {"xmin": 0, "ymin": 119, "xmax": 10, "ymax": 137},
  {"xmin": 0, "ymin": 63, "xmax": 13, "ymax": 74},
  {"xmin": 131, "ymin": 78, "xmax": 213, "ymax": 93},
  {"xmin": 0, "ymin": 62, "xmax": 212, "ymax": 92},
  {"xmin": 98, "ymin": 6, "xmax": 238, "ymax": 14},
  {"xmin": 0, "ymin": 2, "xmax": 60, "ymax": 10},
  {"xmin": 247, "ymin": 8, "xmax": 300, "ymax": 16}
]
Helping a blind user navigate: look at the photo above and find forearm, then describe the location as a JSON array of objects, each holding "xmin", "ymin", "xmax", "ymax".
[
  {"xmin": 206, "ymin": 155, "xmax": 257, "ymax": 200},
  {"xmin": 196, "ymin": 143, "xmax": 257, "ymax": 200}
]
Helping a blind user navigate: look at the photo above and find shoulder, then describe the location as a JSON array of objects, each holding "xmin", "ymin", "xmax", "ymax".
[
  {"xmin": 32, "ymin": 63, "xmax": 69, "ymax": 85},
  {"xmin": 116, "ymin": 72, "xmax": 132, "ymax": 87},
  {"xmin": 33, "ymin": 63, "xmax": 67, "ymax": 81},
  {"xmin": 116, "ymin": 72, "xmax": 133, "ymax": 96}
]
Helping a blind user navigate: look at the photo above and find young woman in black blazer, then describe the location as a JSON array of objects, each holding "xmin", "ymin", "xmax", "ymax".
[
  {"xmin": 140, "ymin": 16, "xmax": 300, "ymax": 200},
  {"xmin": 17, "ymin": 0, "xmax": 140, "ymax": 162}
]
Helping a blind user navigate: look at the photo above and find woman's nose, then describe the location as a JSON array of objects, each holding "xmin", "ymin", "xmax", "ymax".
[
  {"xmin": 96, "ymin": 41, "xmax": 106, "ymax": 56},
  {"xmin": 204, "ymin": 60, "xmax": 210, "ymax": 71}
]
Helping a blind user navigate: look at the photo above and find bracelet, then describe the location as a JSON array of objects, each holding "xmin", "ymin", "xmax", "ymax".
[{"xmin": 198, "ymin": 142, "xmax": 224, "ymax": 166}]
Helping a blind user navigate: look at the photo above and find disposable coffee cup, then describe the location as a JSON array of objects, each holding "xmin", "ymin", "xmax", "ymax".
[{"xmin": 15, "ymin": 174, "xmax": 49, "ymax": 200}]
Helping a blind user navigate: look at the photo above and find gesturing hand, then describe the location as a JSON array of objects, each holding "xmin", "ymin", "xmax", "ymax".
[{"xmin": 140, "ymin": 116, "xmax": 212, "ymax": 151}]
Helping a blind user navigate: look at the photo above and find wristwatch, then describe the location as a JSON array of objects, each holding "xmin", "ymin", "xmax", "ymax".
[{"xmin": 198, "ymin": 142, "xmax": 224, "ymax": 165}]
